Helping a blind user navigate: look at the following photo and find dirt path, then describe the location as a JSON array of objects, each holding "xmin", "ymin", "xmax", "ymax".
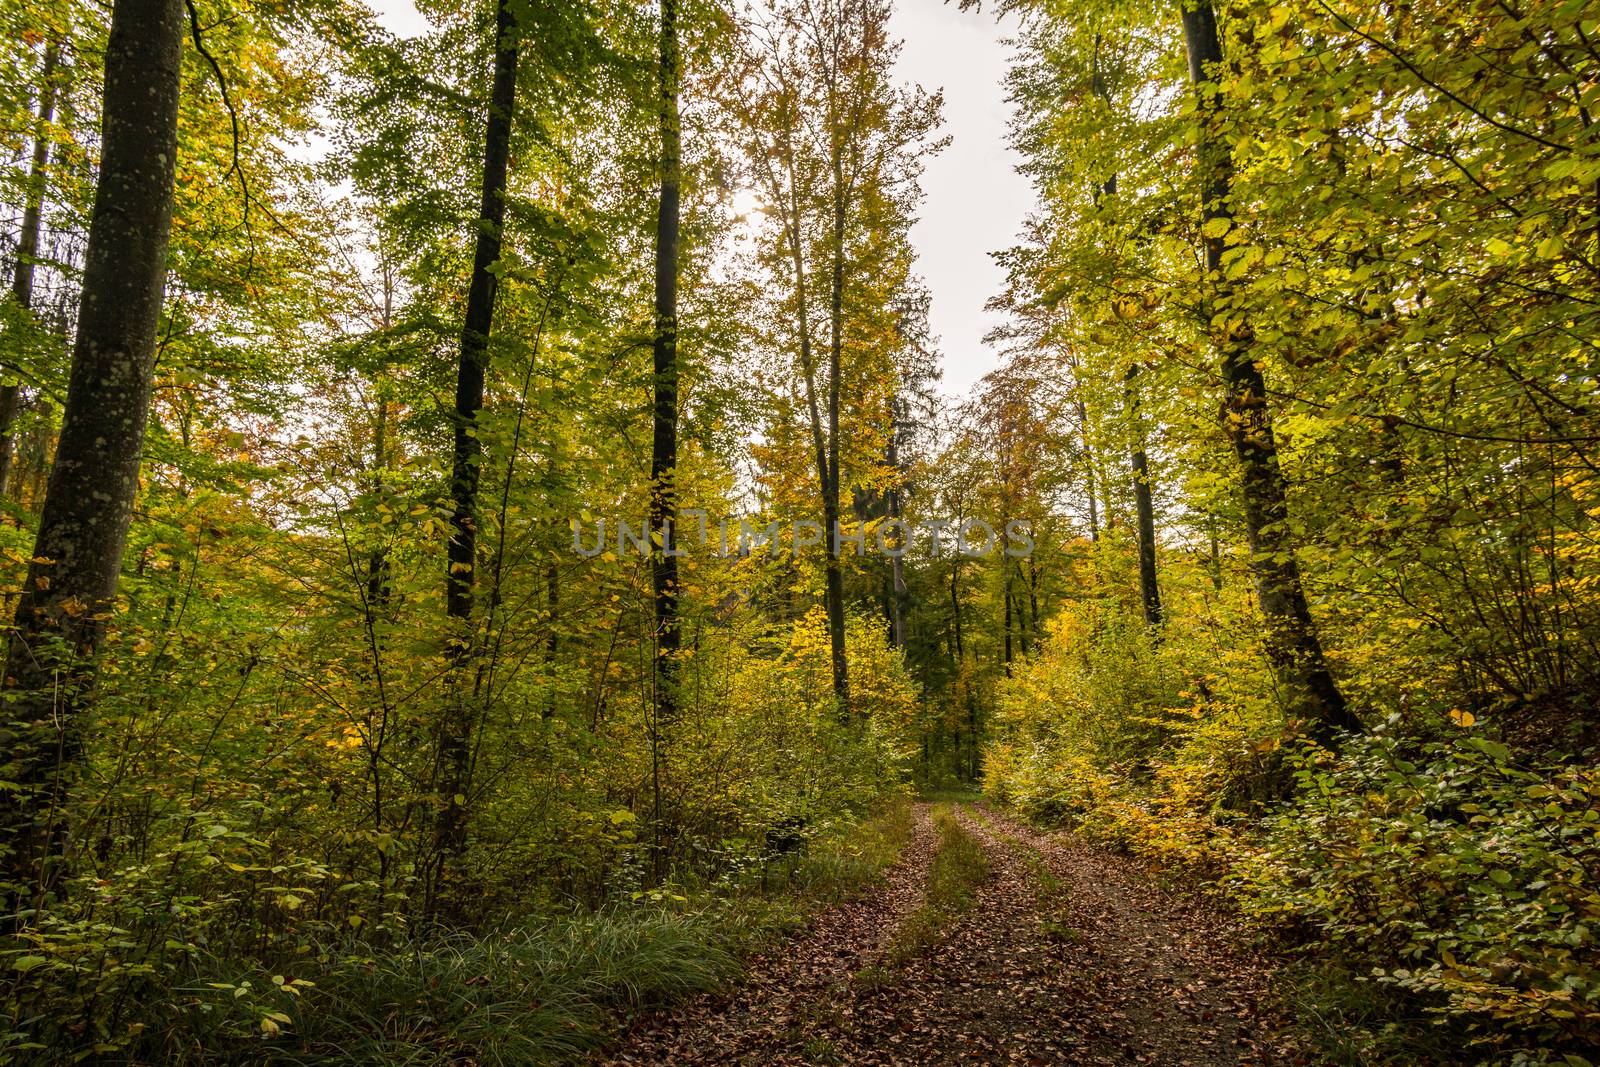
[{"xmin": 602, "ymin": 803, "xmax": 1303, "ymax": 1066}]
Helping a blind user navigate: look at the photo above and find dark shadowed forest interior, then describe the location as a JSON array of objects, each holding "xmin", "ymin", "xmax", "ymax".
[{"xmin": 1, "ymin": 0, "xmax": 1598, "ymax": 1063}]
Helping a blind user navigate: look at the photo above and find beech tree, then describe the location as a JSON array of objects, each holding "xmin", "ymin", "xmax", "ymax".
[
  {"xmin": 433, "ymin": 0, "xmax": 523, "ymax": 889},
  {"xmin": 1124, "ymin": 362, "xmax": 1161, "ymax": 627},
  {"xmin": 0, "ymin": 0, "xmax": 184, "ymax": 895},
  {"xmin": 1180, "ymin": 0, "xmax": 1359, "ymax": 739},
  {"xmin": 722, "ymin": 0, "xmax": 940, "ymax": 716},
  {"xmin": 647, "ymin": 0, "xmax": 682, "ymax": 878}
]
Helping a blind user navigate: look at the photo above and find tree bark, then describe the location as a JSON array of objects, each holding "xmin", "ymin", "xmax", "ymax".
[
  {"xmin": 0, "ymin": 0, "xmax": 184, "ymax": 899},
  {"xmin": 823, "ymin": 160, "xmax": 850, "ymax": 717},
  {"xmin": 1181, "ymin": 0, "xmax": 1359, "ymax": 740},
  {"xmin": 648, "ymin": 0, "xmax": 681, "ymax": 883},
  {"xmin": 366, "ymin": 261, "xmax": 395, "ymax": 610},
  {"xmin": 1126, "ymin": 363, "xmax": 1162, "ymax": 626},
  {"xmin": 436, "ymin": 0, "xmax": 520, "ymax": 870},
  {"xmin": 1026, "ymin": 556, "xmax": 1040, "ymax": 637},
  {"xmin": 949, "ymin": 554, "xmax": 963, "ymax": 661},
  {"xmin": 0, "ymin": 42, "xmax": 61, "ymax": 499},
  {"xmin": 1066, "ymin": 362, "xmax": 1100, "ymax": 542},
  {"xmin": 1002, "ymin": 562, "xmax": 1014, "ymax": 673},
  {"xmin": 885, "ymin": 399, "xmax": 907, "ymax": 647},
  {"xmin": 366, "ymin": 392, "xmax": 392, "ymax": 607}
]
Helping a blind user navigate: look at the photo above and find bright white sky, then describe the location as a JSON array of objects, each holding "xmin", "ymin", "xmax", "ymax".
[
  {"xmin": 891, "ymin": 0, "xmax": 1030, "ymax": 396},
  {"xmin": 367, "ymin": 0, "xmax": 1032, "ymax": 399}
]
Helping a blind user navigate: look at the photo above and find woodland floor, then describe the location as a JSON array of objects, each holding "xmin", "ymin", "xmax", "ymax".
[{"xmin": 601, "ymin": 803, "xmax": 1312, "ymax": 1066}]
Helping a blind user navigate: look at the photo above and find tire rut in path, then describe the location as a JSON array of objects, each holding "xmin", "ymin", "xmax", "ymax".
[
  {"xmin": 818, "ymin": 803, "xmax": 1090, "ymax": 1065},
  {"xmin": 600, "ymin": 803, "xmax": 939, "ymax": 1065},
  {"xmin": 964, "ymin": 806, "xmax": 1295, "ymax": 1065}
]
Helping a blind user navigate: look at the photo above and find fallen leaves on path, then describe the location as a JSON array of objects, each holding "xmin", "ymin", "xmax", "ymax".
[{"xmin": 601, "ymin": 803, "xmax": 1313, "ymax": 1065}]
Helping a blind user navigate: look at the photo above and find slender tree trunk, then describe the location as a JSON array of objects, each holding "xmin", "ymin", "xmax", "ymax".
[
  {"xmin": 648, "ymin": 0, "xmax": 681, "ymax": 883},
  {"xmin": 1125, "ymin": 363, "xmax": 1162, "ymax": 626},
  {"xmin": 1026, "ymin": 556, "xmax": 1040, "ymax": 635},
  {"xmin": 543, "ymin": 361, "xmax": 561, "ymax": 719},
  {"xmin": 544, "ymin": 558, "xmax": 558, "ymax": 687},
  {"xmin": 1014, "ymin": 567, "xmax": 1031, "ymax": 656},
  {"xmin": 366, "ymin": 393, "xmax": 392, "ymax": 607},
  {"xmin": 0, "ymin": 43, "xmax": 60, "ymax": 499},
  {"xmin": 0, "ymin": 0, "xmax": 183, "ymax": 900},
  {"xmin": 886, "ymin": 401, "xmax": 907, "ymax": 647},
  {"xmin": 1002, "ymin": 564, "xmax": 1014, "ymax": 673},
  {"xmin": 823, "ymin": 166, "xmax": 850, "ymax": 717},
  {"xmin": 436, "ymin": 0, "xmax": 520, "ymax": 871},
  {"xmin": 967, "ymin": 694, "xmax": 979, "ymax": 781},
  {"xmin": 20, "ymin": 402, "xmax": 51, "ymax": 511},
  {"xmin": 1069, "ymin": 379, "xmax": 1100, "ymax": 541},
  {"xmin": 949, "ymin": 555, "xmax": 964, "ymax": 662},
  {"xmin": 367, "ymin": 267, "xmax": 395, "ymax": 609},
  {"xmin": 1181, "ymin": 0, "xmax": 1359, "ymax": 740},
  {"xmin": 1206, "ymin": 512, "xmax": 1224, "ymax": 590}
]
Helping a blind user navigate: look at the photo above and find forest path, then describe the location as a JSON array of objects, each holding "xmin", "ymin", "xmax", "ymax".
[{"xmin": 601, "ymin": 803, "xmax": 1299, "ymax": 1066}]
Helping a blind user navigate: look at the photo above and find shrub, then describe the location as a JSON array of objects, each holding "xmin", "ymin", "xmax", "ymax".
[{"xmin": 1233, "ymin": 724, "xmax": 1600, "ymax": 1057}]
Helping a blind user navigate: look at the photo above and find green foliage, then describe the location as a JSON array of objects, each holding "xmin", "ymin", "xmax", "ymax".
[
  {"xmin": 1274, "ymin": 959, "xmax": 1469, "ymax": 1067},
  {"xmin": 1, "ymin": 804, "xmax": 342, "ymax": 1060},
  {"xmin": 983, "ymin": 557, "xmax": 1600, "ymax": 1059},
  {"xmin": 983, "ymin": 552, "xmax": 1280, "ymax": 869},
  {"xmin": 7, "ymin": 0, "xmax": 1600, "ymax": 1060},
  {"xmin": 0, "ymin": 797, "xmax": 913, "ymax": 1064},
  {"xmin": 972, "ymin": 0, "xmax": 1600, "ymax": 1058},
  {"xmin": 0, "ymin": 0, "xmax": 931, "ymax": 1059},
  {"xmin": 1235, "ymin": 726, "xmax": 1600, "ymax": 1058},
  {"xmin": 294, "ymin": 911, "xmax": 740, "ymax": 1065}
]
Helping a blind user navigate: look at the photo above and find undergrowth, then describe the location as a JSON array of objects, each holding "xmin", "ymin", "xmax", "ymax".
[
  {"xmin": 984, "ymin": 595, "xmax": 1600, "ymax": 1065},
  {"xmin": 1, "ymin": 798, "xmax": 915, "ymax": 1066}
]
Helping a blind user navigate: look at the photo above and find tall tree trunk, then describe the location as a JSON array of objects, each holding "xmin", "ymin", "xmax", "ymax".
[
  {"xmin": 823, "ymin": 165, "xmax": 850, "ymax": 717},
  {"xmin": 436, "ymin": 0, "xmax": 520, "ymax": 872},
  {"xmin": 886, "ymin": 399, "xmax": 907, "ymax": 647},
  {"xmin": 1067, "ymin": 364, "xmax": 1100, "ymax": 541},
  {"xmin": 1181, "ymin": 0, "xmax": 1359, "ymax": 740},
  {"xmin": 366, "ymin": 392, "xmax": 392, "ymax": 607},
  {"xmin": 967, "ymin": 694, "xmax": 979, "ymax": 781},
  {"xmin": 20, "ymin": 401, "xmax": 51, "ymax": 511},
  {"xmin": 949, "ymin": 553, "xmax": 964, "ymax": 662},
  {"xmin": 1026, "ymin": 556, "xmax": 1040, "ymax": 636},
  {"xmin": 1081, "ymin": 416, "xmax": 1100, "ymax": 540},
  {"xmin": 648, "ymin": 0, "xmax": 681, "ymax": 883},
  {"xmin": 1125, "ymin": 363, "xmax": 1162, "ymax": 626},
  {"xmin": 0, "ymin": 0, "xmax": 183, "ymax": 900},
  {"xmin": 0, "ymin": 42, "xmax": 61, "ymax": 499},
  {"xmin": 367, "ymin": 262, "xmax": 395, "ymax": 609},
  {"xmin": 1002, "ymin": 563, "xmax": 1014, "ymax": 673}
]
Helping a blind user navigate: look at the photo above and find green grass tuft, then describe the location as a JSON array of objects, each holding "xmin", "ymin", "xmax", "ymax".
[
  {"xmin": 279, "ymin": 907, "xmax": 740, "ymax": 1065},
  {"xmin": 873, "ymin": 808, "xmax": 990, "ymax": 966}
]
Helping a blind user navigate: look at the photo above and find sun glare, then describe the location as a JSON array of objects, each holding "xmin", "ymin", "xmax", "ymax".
[{"xmin": 730, "ymin": 186, "xmax": 764, "ymax": 223}]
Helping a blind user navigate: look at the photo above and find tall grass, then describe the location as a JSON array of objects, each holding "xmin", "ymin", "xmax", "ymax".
[{"xmin": 278, "ymin": 908, "xmax": 741, "ymax": 1066}]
